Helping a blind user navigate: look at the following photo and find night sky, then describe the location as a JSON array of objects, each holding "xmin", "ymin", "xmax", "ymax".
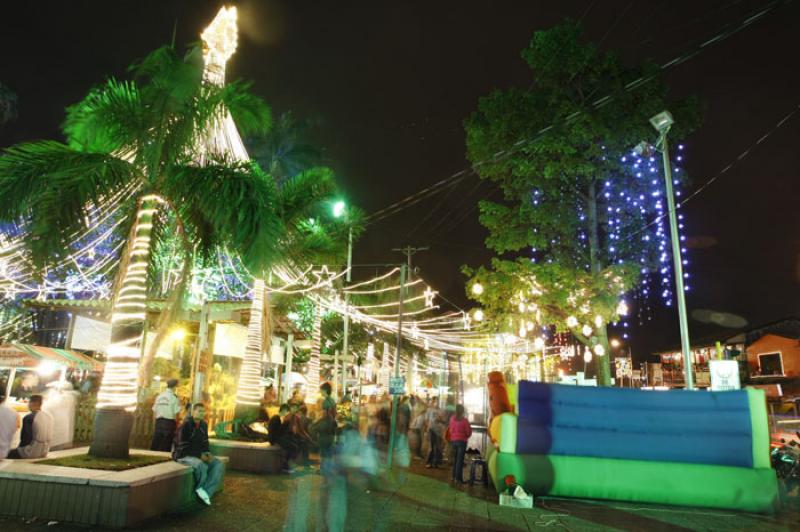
[{"xmin": 1, "ymin": 0, "xmax": 798, "ymax": 360}]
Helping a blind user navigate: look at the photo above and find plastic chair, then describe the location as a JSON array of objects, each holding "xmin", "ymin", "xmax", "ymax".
[{"xmin": 469, "ymin": 457, "xmax": 489, "ymax": 487}]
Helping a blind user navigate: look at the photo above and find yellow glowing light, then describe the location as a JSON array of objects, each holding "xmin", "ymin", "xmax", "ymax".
[
  {"xmin": 171, "ymin": 328, "xmax": 187, "ymax": 342},
  {"xmin": 471, "ymin": 282, "xmax": 484, "ymax": 296},
  {"xmin": 37, "ymin": 360, "xmax": 60, "ymax": 376},
  {"xmin": 611, "ymin": 338, "xmax": 621, "ymax": 348},
  {"xmin": 566, "ymin": 316, "xmax": 578, "ymax": 328},
  {"xmin": 594, "ymin": 315, "xmax": 603, "ymax": 328},
  {"xmin": 617, "ymin": 300, "xmax": 629, "ymax": 316},
  {"xmin": 473, "ymin": 309, "xmax": 484, "ymax": 322},
  {"xmin": 533, "ymin": 337, "xmax": 545, "ymax": 350},
  {"xmin": 518, "ymin": 302, "xmax": 526, "ymax": 313},
  {"xmin": 581, "ymin": 324, "xmax": 593, "ymax": 337}
]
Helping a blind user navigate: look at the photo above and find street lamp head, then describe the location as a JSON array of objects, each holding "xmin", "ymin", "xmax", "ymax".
[
  {"xmin": 332, "ymin": 200, "xmax": 346, "ymax": 218},
  {"xmin": 649, "ymin": 110, "xmax": 674, "ymax": 133}
]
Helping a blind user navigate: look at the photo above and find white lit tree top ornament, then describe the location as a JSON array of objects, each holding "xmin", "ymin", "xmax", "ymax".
[{"xmin": 201, "ymin": 6, "xmax": 239, "ymax": 84}]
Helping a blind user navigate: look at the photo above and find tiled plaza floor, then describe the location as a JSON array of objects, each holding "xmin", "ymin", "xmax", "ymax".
[{"xmin": 1, "ymin": 455, "xmax": 798, "ymax": 531}]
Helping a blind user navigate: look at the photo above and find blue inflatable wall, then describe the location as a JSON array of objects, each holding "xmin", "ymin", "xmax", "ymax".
[{"xmin": 516, "ymin": 382, "xmax": 754, "ymax": 468}]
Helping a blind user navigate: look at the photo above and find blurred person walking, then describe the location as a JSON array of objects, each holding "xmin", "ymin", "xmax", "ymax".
[{"xmin": 425, "ymin": 402, "xmax": 445, "ymax": 468}]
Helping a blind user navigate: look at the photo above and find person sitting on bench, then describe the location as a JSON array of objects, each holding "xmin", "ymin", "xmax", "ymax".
[
  {"xmin": 7, "ymin": 395, "xmax": 53, "ymax": 459},
  {"xmin": 175, "ymin": 403, "xmax": 223, "ymax": 506}
]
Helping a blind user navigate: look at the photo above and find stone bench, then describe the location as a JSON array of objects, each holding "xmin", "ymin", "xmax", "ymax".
[
  {"xmin": 0, "ymin": 447, "xmax": 228, "ymax": 528},
  {"xmin": 209, "ymin": 438, "xmax": 285, "ymax": 474}
]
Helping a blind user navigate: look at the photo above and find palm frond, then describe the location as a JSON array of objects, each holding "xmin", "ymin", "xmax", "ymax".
[
  {"xmin": 220, "ymin": 81, "xmax": 272, "ymax": 137},
  {"xmin": 246, "ymin": 111, "xmax": 322, "ymax": 182},
  {"xmin": 63, "ymin": 79, "xmax": 146, "ymax": 155},
  {"xmin": 0, "ymin": 141, "xmax": 139, "ymax": 266},
  {"xmin": 161, "ymin": 160, "xmax": 282, "ymax": 273},
  {"xmin": 275, "ymin": 167, "xmax": 337, "ymax": 224}
]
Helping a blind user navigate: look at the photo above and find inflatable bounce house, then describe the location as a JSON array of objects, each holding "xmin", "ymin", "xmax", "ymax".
[{"xmin": 486, "ymin": 372, "xmax": 778, "ymax": 513}]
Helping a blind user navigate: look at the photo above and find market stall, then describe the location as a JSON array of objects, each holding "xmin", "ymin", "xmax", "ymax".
[{"xmin": 0, "ymin": 343, "xmax": 102, "ymax": 450}]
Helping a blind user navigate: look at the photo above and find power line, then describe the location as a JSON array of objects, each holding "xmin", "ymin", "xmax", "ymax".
[
  {"xmin": 363, "ymin": 0, "xmax": 789, "ymax": 226},
  {"xmin": 623, "ymin": 101, "xmax": 800, "ymax": 243},
  {"xmin": 597, "ymin": 0, "xmax": 635, "ymax": 47}
]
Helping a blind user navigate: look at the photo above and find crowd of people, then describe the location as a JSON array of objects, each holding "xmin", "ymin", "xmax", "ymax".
[{"xmin": 2, "ymin": 378, "xmax": 475, "ymax": 514}]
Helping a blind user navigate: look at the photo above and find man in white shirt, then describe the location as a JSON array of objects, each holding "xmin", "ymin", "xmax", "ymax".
[
  {"xmin": 0, "ymin": 393, "xmax": 20, "ymax": 459},
  {"xmin": 151, "ymin": 379, "xmax": 183, "ymax": 452},
  {"xmin": 7, "ymin": 394, "xmax": 54, "ymax": 459}
]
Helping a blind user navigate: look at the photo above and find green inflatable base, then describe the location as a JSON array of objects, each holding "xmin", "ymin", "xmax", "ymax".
[{"xmin": 488, "ymin": 447, "xmax": 778, "ymax": 514}]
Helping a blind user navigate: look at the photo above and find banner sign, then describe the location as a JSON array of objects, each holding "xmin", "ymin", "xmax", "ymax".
[
  {"xmin": 709, "ymin": 360, "xmax": 740, "ymax": 391},
  {"xmin": 389, "ymin": 377, "xmax": 406, "ymax": 395}
]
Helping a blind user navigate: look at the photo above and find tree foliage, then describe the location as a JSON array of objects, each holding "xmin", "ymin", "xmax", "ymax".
[{"xmin": 463, "ymin": 21, "xmax": 702, "ymax": 384}]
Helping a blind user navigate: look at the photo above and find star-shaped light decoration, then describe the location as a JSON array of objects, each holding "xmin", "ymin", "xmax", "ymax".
[
  {"xmin": 462, "ymin": 311, "xmax": 472, "ymax": 331},
  {"xmin": 423, "ymin": 287, "xmax": 436, "ymax": 308},
  {"xmin": 311, "ymin": 265, "xmax": 337, "ymax": 287}
]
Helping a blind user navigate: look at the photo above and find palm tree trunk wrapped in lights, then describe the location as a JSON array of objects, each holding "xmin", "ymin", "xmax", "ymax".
[
  {"xmin": 305, "ymin": 306, "xmax": 322, "ymax": 404},
  {"xmin": 90, "ymin": 196, "xmax": 160, "ymax": 458},
  {"xmin": 234, "ymin": 278, "xmax": 267, "ymax": 419}
]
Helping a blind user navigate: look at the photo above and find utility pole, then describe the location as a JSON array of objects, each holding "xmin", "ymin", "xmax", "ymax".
[
  {"xmin": 387, "ymin": 263, "xmax": 407, "ymax": 468},
  {"xmin": 392, "ymin": 246, "xmax": 429, "ymax": 280},
  {"xmin": 340, "ymin": 226, "xmax": 353, "ymax": 398}
]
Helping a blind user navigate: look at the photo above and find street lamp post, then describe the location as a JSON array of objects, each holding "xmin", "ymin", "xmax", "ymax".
[
  {"xmin": 650, "ymin": 111, "xmax": 694, "ymax": 390},
  {"xmin": 333, "ymin": 200, "xmax": 353, "ymax": 398}
]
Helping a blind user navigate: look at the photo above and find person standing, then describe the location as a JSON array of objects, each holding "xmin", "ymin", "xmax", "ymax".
[
  {"xmin": 151, "ymin": 379, "xmax": 182, "ymax": 452},
  {"xmin": 174, "ymin": 403, "xmax": 223, "ymax": 506},
  {"xmin": 7, "ymin": 395, "xmax": 54, "ymax": 459},
  {"xmin": 0, "ymin": 393, "xmax": 20, "ymax": 459},
  {"xmin": 425, "ymin": 403, "xmax": 444, "ymax": 468},
  {"xmin": 447, "ymin": 404, "xmax": 472, "ymax": 483}
]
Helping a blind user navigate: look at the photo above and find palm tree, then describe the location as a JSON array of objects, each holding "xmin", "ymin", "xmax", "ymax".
[
  {"xmin": 247, "ymin": 111, "xmax": 323, "ymax": 184},
  {"xmin": 232, "ymin": 166, "xmax": 360, "ymax": 420},
  {"xmin": 0, "ymin": 45, "xmax": 280, "ymax": 457}
]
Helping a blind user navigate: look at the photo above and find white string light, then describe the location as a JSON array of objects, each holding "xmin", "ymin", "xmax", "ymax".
[{"xmin": 235, "ymin": 279, "xmax": 265, "ymax": 407}]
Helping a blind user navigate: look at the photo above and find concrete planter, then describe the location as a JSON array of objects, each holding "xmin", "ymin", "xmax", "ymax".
[
  {"xmin": 209, "ymin": 439, "xmax": 284, "ymax": 474},
  {"xmin": 0, "ymin": 447, "xmax": 226, "ymax": 528}
]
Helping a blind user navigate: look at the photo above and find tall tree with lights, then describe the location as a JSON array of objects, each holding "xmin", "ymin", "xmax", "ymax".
[{"xmin": 463, "ymin": 21, "xmax": 701, "ymax": 385}]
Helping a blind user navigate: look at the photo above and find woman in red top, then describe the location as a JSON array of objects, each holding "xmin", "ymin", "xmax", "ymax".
[{"xmin": 447, "ymin": 404, "xmax": 472, "ymax": 483}]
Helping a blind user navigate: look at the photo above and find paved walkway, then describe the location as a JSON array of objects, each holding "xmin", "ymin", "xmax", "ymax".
[{"xmin": 1, "ymin": 456, "xmax": 798, "ymax": 531}]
